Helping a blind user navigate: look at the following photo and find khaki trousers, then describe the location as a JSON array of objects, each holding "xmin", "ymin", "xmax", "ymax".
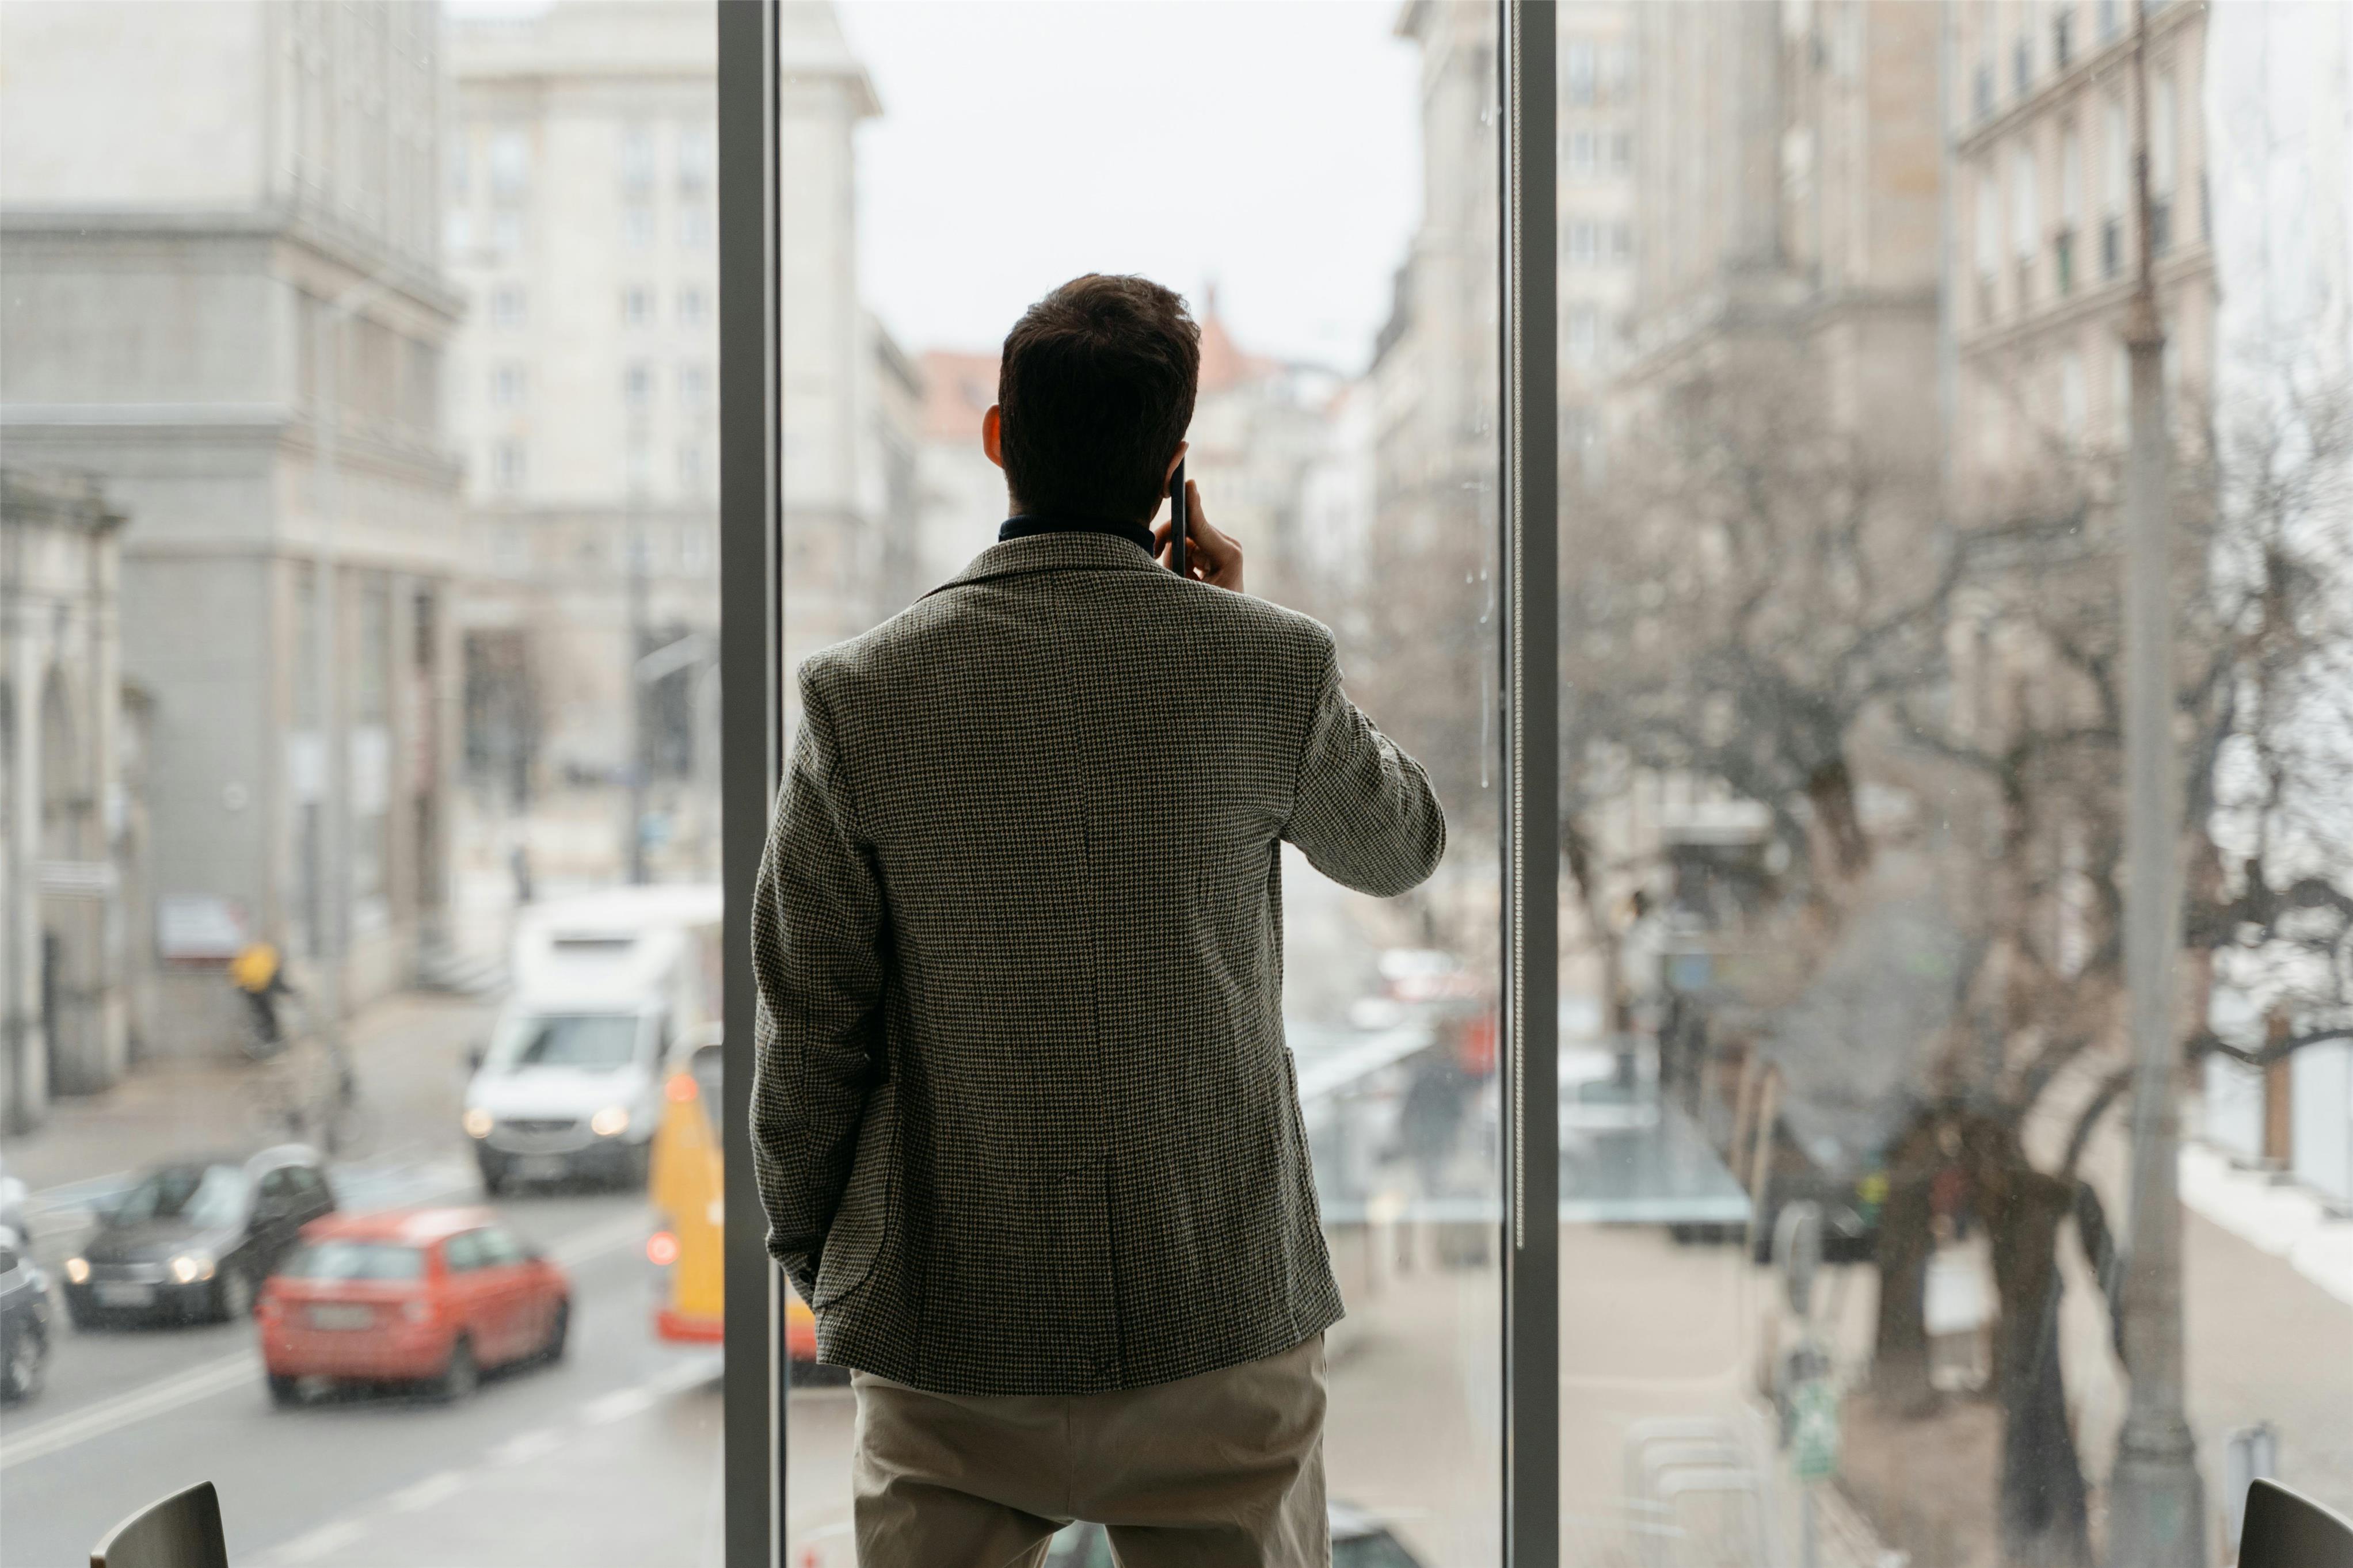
[{"xmin": 850, "ymin": 1335, "xmax": 1328, "ymax": 1568}]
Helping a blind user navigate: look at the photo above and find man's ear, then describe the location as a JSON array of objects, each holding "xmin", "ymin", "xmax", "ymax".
[
  {"xmin": 983, "ymin": 405, "xmax": 1005, "ymax": 471},
  {"xmin": 1162, "ymin": 438, "xmax": 1189, "ymax": 493}
]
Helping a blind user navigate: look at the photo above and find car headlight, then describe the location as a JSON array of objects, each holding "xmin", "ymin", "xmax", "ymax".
[
  {"xmin": 462, "ymin": 1107, "xmax": 495, "ymax": 1139},
  {"xmin": 65, "ymin": 1256, "xmax": 90, "ymax": 1284},
  {"xmin": 169, "ymin": 1252, "xmax": 216, "ymax": 1284},
  {"xmin": 589, "ymin": 1104, "xmax": 630, "ymax": 1138}
]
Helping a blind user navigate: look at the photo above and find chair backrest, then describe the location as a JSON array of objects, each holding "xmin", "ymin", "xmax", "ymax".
[
  {"xmin": 2242, "ymin": 1478, "xmax": 2353, "ymax": 1568},
  {"xmin": 89, "ymin": 1480, "xmax": 229, "ymax": 1568}
]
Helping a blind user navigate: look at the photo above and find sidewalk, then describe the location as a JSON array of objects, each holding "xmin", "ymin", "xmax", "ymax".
[{"xmin": 1, "ymin": 992, "xmax": 495, "ymax": 1200}]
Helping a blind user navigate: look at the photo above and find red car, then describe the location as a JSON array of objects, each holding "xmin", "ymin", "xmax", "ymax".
[{"xmin": 257, "ymin": 1207, "xmax": 570, "ymax": 1405}]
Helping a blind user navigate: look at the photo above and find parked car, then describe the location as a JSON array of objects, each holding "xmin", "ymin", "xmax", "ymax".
[
  {"xmin": 257, "ymin": 1207, "xmax": 571, "ymax": 1405},
  {"xmin": 62, "ymin": 1147, "xmax": 336, "ymax": 1326},
  {"xmin": 1045, "ymin": 1502, "xmax": 1425, "ymax": 1567},
  {"xmin": 0, "ymin": 1157, "xmax": 31, "ymax": 1250},
  {"xmin": 0, "ymin": 1230, "xmax": 54, "ymax": 1403}
]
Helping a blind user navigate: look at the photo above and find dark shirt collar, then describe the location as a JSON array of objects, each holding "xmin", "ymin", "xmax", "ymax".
[{"xmin": 998, "ymin": 513, "xmax": 1156, "ymax": 557}]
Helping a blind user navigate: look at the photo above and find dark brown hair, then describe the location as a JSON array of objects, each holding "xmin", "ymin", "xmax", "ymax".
[{"xmin": 998, "ymin": 274, "xmax": 1200, "ymax": 522}]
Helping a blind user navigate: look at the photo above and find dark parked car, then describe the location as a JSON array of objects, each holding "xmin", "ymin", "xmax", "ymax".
[
  {"xmin": 1045, "ymin": 1502, "xmax": 1425, "ymax": 1567},
  {"xmin": 0, "ymin": 1157, "xmax": 31, "ymax": 1251},
  {"xmin": 62, "ymin": 1147, "xmax": 336, "ymax": 1326},
  {"xmin": 0, "ymin": 1231, "xmax": 52, "ymax": 1403}
]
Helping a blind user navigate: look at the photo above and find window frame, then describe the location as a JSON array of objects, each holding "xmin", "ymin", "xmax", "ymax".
[{"xmin": 714, "ymin": 4, "xmax": 1559, "ymax": 1563}]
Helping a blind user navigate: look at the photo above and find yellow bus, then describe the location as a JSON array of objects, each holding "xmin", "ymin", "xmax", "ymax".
[{"xmin": 646, "ymin": 1035, "xmax": 816, "ymax": 1363}]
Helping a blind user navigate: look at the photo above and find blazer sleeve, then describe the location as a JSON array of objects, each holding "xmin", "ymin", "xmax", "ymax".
[
  {"xmin": 749, "ymin": 677, "xmax": 885, "ymax": 1306},
  {"xmin": 1283, "ymin": 636, "xmax": 1447, "ymax": 897}
]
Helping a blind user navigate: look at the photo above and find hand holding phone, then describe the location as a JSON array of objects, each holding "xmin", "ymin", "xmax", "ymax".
[
  {"xmin": 1153, "ymin": 474, "xmax": 1246, "ymax": 595},
  {"xmin": 1167, "ymin": 459, "xmax": 1187, "ymax": 578}
]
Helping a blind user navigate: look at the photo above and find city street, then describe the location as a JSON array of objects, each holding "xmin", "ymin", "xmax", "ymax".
[{"xmin": 5, "ymin": 986, "xmax": 2348, "ymax": 1567}]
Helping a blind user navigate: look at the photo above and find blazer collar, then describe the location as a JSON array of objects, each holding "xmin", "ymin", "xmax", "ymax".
[{"xmin": 925, "ymin": 529, "xmax": 1162, "ymax": 598}]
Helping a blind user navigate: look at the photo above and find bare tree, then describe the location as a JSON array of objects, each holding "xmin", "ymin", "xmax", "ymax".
[{"xmin": 1558, "ymin": 341, "xmax": 2353, "ymax": 1567}]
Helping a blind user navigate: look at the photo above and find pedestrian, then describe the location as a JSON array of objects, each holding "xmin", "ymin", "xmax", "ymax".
[{"xmin": 749, "ymin": 273, "xmax": 1446, "ymax": 1567}]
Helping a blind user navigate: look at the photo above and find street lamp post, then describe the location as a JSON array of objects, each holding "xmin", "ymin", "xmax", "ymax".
[
  {"xmin": 2104, "ymin": 8, "xmax": 2206, "ymax": 1563},
  {"xmin": 309, "ymin": 277, "xmax": 389, "ymax": 1063}
]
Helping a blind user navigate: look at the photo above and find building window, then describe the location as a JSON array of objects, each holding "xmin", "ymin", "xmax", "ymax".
[
  {"xmin": 623, "ymin": 285, "xmax": 654, "ymax": 327},
  {"xmin": 679, "ymin": 205, "xmax": 713, "ymax": 249},
  {"xmin": 1567, "ymin": 304, "xmax": 1600, "ymax": 366},
  {"xmin": 677, "ymin": 442, "xmax": 706, "ymax": 495},
  {"xmin": 625, "ymin": 361, "xmax": 654, "ymax": 411},
  {"xmin": 1975, "ymin": 62, "xmax": 1994, "ymax": 120},
  {"xmin": 1565, "ymin": 41, "xmax": 1596, "ymax": 107},
  {"xmin": 2099, "ymin": 0, "xmax": 2119, "ymax": 41},
  {"xmin": 1609, "ymin": 131, "xmax": 1631, "ymax": 177},
  {"xmin": 2060, "ymin": 349, "xmax": 2087, "ymax": 441},
  {"xmin": 1610, "ymin": 222, "xmax": 1631, "ymax": 263},
  {"xmin": 1567, "ymin": 131, "xmax": 1596, "ymax": 181},
  {"xmin": 1601, "ymin": 44, "xmax": 1630, "ymax": 101},
  {"xmin": 494, "ymin": 440, "xmax": 525, "ymax": 492},
  {"xmin": 677, "ymin": 285, "xmax": 707, "ymax": 327},
  {"xmin": 490, "ymin": 211, "xmax": 524, "ymax": 255},
  {"xmin": 490, "ymin": 363, "xmax": 525, "ymax": 408},
  {"xmin": 2054, "ymin": 6, "xmax": 2073, "ymax": 69},
  {"xmin": 488, "ymin": 127, "xmax": 528, "ymax": 198},
  {"xmin": 624, "ymin": 206, "xmax": 656, "ymax": 250},
  {"xmin": 2152, "ymin": 71, "xmax": 2177, "ymax": 194},
  {"xmin": 447, "ymin": 134, "xmax": 469, "ymax": 200},
  {"xmin": 626, "ymin": 441, "xmax": 653, "ymax": 495},
  {"xmin": 1566, "ymin": 219, "xmax": 1597, "ymax": 268},
  {"xmin": 679, "ymin": 125, "xmax": 714, "ymax": 193},
  {"xmin": 446, "ymin": 208, "xmax": 473, "ymax": 253},
  {"xmin": 2013, "ymin": 146, "xmax": 2039, "ymax": 305},
  {"xmin": 2055, "ymin": 229, "xmax": 2076, "ymax": 296},
  {"xmin": 680, "ymin": 362, "xmax": 710, "ymax": 406},
  {"xmin": 1975, "ymin": 165, "xmax": 2001, "ymax": 292},
  {"xmin": 490, "ymin": 285, "xmax": 526, "ymax": 329},
  {"xmin": 621, "ymin": 123, "xmax": 657, "ymax": 192},
  {"xmin": 2013, "ymin": 34, "xmax": 2032, "ymax": 97}
]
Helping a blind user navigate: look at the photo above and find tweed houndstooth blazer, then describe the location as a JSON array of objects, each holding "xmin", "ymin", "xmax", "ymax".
[{"xmin": 749, "ymin": 529, "xmax": 1446, "ymax": 1397}]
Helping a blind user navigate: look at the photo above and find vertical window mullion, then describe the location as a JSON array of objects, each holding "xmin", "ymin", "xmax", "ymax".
[
  {"xmin": 717, "ymin": 3, "xmax": 783, "ymax": 1566},
  {"xmin": 1501, "ymin": 3, "xmax": 1560, "ymax": 1565}
]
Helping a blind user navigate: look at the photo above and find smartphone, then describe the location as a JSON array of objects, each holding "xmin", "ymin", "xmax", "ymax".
[{"xmin": 1167, "ymin": 459, "xmax": 1187, "ymax": 578}]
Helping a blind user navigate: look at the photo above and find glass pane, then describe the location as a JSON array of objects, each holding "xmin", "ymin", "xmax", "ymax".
[
  {"xmin": 1559, "ymin": 3, "xmax": 2353, "ymax": 1565},
  {"xmin": 778, "ymin": 2, "xmax": 1498, "ymax": 1561},
  {"xmin": 0, "ymin": 2, "xmax": 723, "ymax": 1562}
]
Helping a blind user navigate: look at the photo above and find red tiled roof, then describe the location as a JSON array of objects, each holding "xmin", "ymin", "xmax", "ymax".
[{"xmin": 921, "ymin": 350, "xmax": 999, "ymax": 442}]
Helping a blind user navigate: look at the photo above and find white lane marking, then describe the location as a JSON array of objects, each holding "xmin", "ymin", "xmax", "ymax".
[
  {"xmin": 249, "ymin": 1352, "xmax": 722, "ymax": 1562},
  {"xmin": 549, "ymin": 1210, "xmax": 655, "ymax": 1268},
  {"xmin": 0, "ymin": 1350, "xmax": 260, "ymax": 1470},
  {"xmin": 268, "ymin": 1519, "xmax": 367, "ymax": 1564},
  {"xmin": 384, "ymin": 1468, "xmax": 470, "ymax": 1513},
  {"xmin": 584, "ymin": 1383, "xmax": 658, "ymax": 1425},
  {"xmin": 488, "ymin": 1425, "xmax": 566, "ymax": 1466},
  {"xmin": 0, "ymin": 1206, "xmax": 644, "ymax": 1470}
]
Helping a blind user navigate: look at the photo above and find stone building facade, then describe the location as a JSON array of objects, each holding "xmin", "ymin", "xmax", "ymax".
[
  {"xmin": 1, "ymin": 471, "xmax": 139, "ymax": 1129},
  {"xmin": 1, "ymin": 1, "xmax": 465, "ymax": 1055}
]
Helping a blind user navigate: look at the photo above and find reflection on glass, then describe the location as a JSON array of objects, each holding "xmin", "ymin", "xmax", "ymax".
[
  {"xmin": 0, "ymin": 1, "xmax": 721, "ymax": 1562},
  {"xmin": 787, "ymin": 1, "xmax": 1498, "ymax": 1562},
  {"xmin": 1559, "ymin": 3, "xmax": 2352, "ymax": 1566}
]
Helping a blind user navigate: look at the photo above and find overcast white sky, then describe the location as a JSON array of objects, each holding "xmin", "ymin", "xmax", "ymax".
[{"xmin": 833, "ymin": 1, "xmax": 1423, "ymax": 372}]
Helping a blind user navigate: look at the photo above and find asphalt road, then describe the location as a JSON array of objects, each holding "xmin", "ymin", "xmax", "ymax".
[{"xmin": 0, "ymin": 1167, "xmax": 729, "ymax": 1568}]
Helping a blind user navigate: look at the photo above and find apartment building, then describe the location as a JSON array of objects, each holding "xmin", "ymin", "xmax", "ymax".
[
  {"xmin": 445, "ymin": 1, "xmax": 917, "ymax": 879},
  {"xmin": 1947, "ymin": 0, "xmax": 2214, "ymax": 503}
]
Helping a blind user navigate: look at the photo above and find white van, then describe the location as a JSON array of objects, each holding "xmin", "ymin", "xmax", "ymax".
[{"xmin": 461, "ymin": 885, "xmax": 722, "ymax": 1193}]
